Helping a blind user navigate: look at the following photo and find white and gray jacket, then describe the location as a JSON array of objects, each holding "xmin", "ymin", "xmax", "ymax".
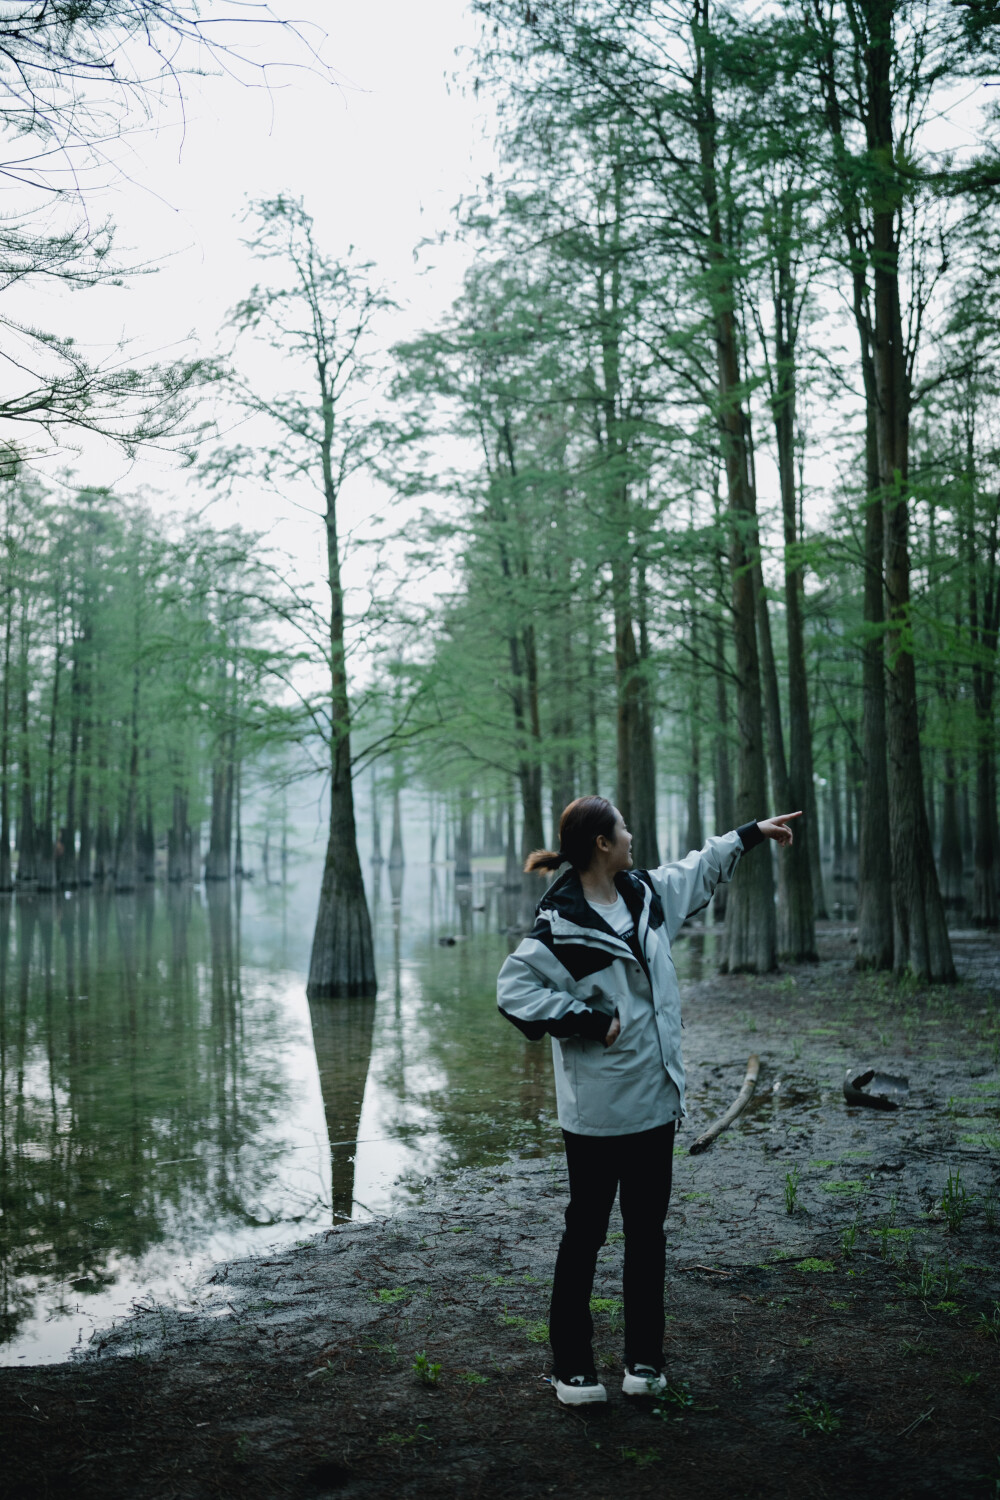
[{"xmin": 497, "ymin": 825, "xmax": 763, "ymax": 1136}]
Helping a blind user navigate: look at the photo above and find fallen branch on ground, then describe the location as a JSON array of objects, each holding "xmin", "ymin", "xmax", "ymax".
[{"xmin": 689, "ymin": 1055, "xmax": 760, "ymax": 1155}]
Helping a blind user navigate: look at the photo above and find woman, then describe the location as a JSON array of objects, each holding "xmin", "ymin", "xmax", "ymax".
[{"xmin": 497, "ymin": 796, "xmax": 800, "ymax": 1406}]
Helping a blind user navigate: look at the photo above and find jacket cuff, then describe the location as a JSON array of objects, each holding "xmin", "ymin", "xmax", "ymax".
[
  {"xmin": 569, "ymin": 1007, "xmax": 615, "ymax": 1042},
  {"xmin": 736, "ymin": 820, "xmax": 764, "ymax": 852}
]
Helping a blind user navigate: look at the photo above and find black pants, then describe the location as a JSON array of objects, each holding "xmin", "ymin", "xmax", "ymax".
[{"xmin": 548, "ymin": 1122, "xmax": 675, "ymax": 1379}]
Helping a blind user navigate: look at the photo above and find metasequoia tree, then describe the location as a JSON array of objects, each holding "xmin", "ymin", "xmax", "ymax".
[
  {"xmin": 800, "ymin": 0, "xmax": 963, "ymax": 979},
  {"xmin": 472, "ymin": 0, "xmax": 780, "ymax": 967},
  {"xmin": 218, "ymin": 197, "xmax": 388, "ymax": 998}
]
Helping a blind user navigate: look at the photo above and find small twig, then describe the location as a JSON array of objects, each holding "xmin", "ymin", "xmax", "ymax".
[
  {"xmin": 677, "ymin": 1264, "xmax": 732, "ymax": 1276},
  {"xmin": 899, "ymin": 1406, "xmax": 934, "ymax": 1438}
]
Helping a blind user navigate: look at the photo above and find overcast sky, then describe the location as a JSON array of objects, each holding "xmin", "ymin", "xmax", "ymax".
[{"xmin": 27, "ymin": 0, "xmax": 495, "ymax": 587}]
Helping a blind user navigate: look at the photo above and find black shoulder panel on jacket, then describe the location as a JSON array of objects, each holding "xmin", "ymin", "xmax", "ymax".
[
  {"xmin": 526, "ymin": 916, "xmax": 617, "ymax": 982},
  {"xmin": 634, "ymin": 871, "xmax": 665, "ymax": 930},
  {"xmin": 550, "ymin": 942, "xmax": 616, "ymax": 982}
]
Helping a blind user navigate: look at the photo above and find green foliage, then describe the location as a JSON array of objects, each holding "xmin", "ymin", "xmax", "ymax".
[
  {"xmin": 975, "ymin": 1303, "xmax": 1000, "ymax": 1341},
  {"xmin": 412, "ymin": 1351, "xmax": 442, "ymax": 1387},
  {"xmin": 787, "ymin": 1392, "xmax": 842, "ymax": 1437},
  {"xmin": 653, "ymin": 1379, "xmax": 695, "ymax": 1415},
  {"xmin": 839, "ymin": 1221, "xmax": 859, "ymax": 1259},
  {"xmin": 942, "ymin": 1168, "xmax": 969, "ymax": 1232},
  {"xmin": 620, "ymin": 1446, "xmax": 661, "ymax": 1467},
  {"xmin": 899, "ymin": 1259, "xmax": 964, "ymax": 1302},
  {"xmin": 784, "ymin": 1166, "xmax": 801, "ymax": 1215}
]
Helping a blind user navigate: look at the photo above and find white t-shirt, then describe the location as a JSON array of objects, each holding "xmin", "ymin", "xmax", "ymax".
[{"xmin": 586, "ymin": 892, "xmax": 635, "ymax": 941}]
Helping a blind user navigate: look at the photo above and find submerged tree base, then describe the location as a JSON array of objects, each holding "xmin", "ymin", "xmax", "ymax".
[{"xmin": 307, "ymin": 878, "xmax": 376, "ymax": 1000}]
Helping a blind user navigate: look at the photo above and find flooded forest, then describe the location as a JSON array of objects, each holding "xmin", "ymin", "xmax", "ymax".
[{"xmin": 1, "ymin": 2, "xmax": 1000, "ymax": 1494}]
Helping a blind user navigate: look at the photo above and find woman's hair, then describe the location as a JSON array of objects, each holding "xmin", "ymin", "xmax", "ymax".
[{"xmin": 524, "ymin": 796, "xmax": 618, "ymax": 875}]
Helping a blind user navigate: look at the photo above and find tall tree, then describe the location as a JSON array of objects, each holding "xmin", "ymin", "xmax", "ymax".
[{"xmin": 216, "ymin": 197, "xmax": 387, "ymax": 998}]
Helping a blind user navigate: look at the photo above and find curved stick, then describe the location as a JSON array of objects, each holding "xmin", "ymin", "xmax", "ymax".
[{"xmin": 688, "ymin": 1054, "xmax": 760, "ymax": 1155}]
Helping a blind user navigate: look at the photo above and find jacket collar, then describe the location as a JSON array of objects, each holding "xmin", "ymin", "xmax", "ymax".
[{"xmin": 535, "ymin": 866, "xmax": 648, "ymax": 939}]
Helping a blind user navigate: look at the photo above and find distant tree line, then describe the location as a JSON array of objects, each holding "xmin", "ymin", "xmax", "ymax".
[{"xmin": 0, "ymin": 482, "xmax": 297, "ymax": 893}]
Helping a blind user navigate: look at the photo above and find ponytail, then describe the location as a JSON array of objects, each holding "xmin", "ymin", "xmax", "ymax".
[
  {"xmin": 524, "ymin": 848, "xmax": 563, "ymax": 873},
  {"xmin": 523, "ymin": 796, "xmax": 618, "ymax": 876}
]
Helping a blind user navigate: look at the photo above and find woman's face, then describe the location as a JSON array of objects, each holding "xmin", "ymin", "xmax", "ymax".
[{"xmin": 599, "ymin": 809, "xmax": 633, "ymax": 873}]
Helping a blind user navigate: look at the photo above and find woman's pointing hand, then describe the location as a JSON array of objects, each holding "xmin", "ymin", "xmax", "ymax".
[{"xmin": 757, "ymin": 811, "xmax": 803, "ymax": 847}]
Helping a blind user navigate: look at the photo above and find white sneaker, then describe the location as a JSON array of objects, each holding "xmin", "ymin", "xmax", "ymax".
[
  {"xmin": 622, "ymin": 1363, "xmax": 667, "ymax": 1397},
  {"xmin": 553, "ymin": 1373, "xmax": 608, "ymax": 1406}
]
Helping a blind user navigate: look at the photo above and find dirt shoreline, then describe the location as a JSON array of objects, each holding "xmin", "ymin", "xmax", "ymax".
[{"xmin": 3, "ymin": 926, "xmax": 999, "ymax": 1499}]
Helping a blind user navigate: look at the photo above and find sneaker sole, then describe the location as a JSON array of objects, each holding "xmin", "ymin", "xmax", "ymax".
[
  {"xmin": 622, "ymin": 1374, "xmax": 667, "ymax": 1397},
  {"xmin": 554, "ymin": 1384, "xmax": 607, "ymax": 1406}
]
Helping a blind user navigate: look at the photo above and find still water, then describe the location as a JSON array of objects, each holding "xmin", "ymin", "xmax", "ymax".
[{"xmin": 0, "ymin": 862, "xmax": 573, "ymax": 1365}]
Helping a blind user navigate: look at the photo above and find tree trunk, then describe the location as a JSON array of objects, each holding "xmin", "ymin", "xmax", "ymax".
[
  {"xmin": 139, "ymin": 787, "xmax": 155, "ymax": 882},
  {"xmin": 36, "ymin": 623, "xmax": 62, "ymax": 893},
  {"xmin": 234, "ymin": 755, "xmax": 244, "ymax": 878},
  {"xmin": 864, "ymin": 2, "xmax": 953, "ymax": 980},
  {"xmin": 685, "ymin": 620, "xmax": 703, "ymax": 854},
  {"xmin": 389, "ymin": 778, "xmax": 404, "ymax": 871},
  {"xmin": 830, "ymin": 758, "xmax": 844, "ymax": 881},
  {"xmin": 307, "ymin": 455, "xmax": 376, "ymax": 999},
  {"xmin": 856, "ymin": 408, "xmax": 894, "ymax": 965},
  {"xmin": 454, "ymin": 791, "xmax": 473, "ymax": 881},
  {"xmin": 504, "ymin": 796, "xmax": 521, "ymax": 890},
  {"xmin": 973, "ymin": 744, "xmax": 998, "ymax": 926},
  {"xmin": 939, "ymin": 748, "xmax": 964, "ymax": 908},
  {"xmin": 712, "ymin": 618, "xmax": 735, "ymax": 921},
  {"xmin": 204, "ymin": 757, "xmax": 232, "ymax": 880},
  {"xmin": 586, "ymin": 605, "xmax": 600, "ymax": 794},
  {"xmin": 371, "ymin": 766, "xmax": 383, "ymax": 865},
  {"xmin": 115, "ymin": 680, "xmax": 140, "ymax": 893},
  {"xmin": 61, "ymin": 631, "xmax": 82, "ymax": 889},
  {"xmin": 969, "ymin": 493, "xmax": 999, "ymax": 926},
  {"xmin": 632, "ymin": 561, "xmax": 659, "ymax": 865},
  {"xmin": 0, "ymin": 580, "xmax": 12, "ymax": 892},
  {"xmin": 812, "ymin": 0, "xmax": 894, "ymax": 966},
  {"xmin": 769, "ymin": 235, "xmax": 818, "ymax": 959},
  {"xmin": 593, "ymin": 165, "xmax": 657, "ymax": 866},
  {"xmin": 691, "ymin": 14, "xmax": 775, "ymax": 971},
  {"xmin": 93, "ymin": 727, "xmax": 112, "ymax": 884},
  {"xmin": 487, "ymin": 423, "xmax": 545, "ymax": 864},
  {"xmin": 168, "ymin": 786, "xmax": 190, "ymax": 881},
  {"xmin": 755, "ymin": 552, "xmax": 815, "ymax": 959}
]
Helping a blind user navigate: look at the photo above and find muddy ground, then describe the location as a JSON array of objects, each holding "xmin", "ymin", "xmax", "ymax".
[{"xmin": 3, "ymin": 923, "xmax": 999, "ymax": 1500}]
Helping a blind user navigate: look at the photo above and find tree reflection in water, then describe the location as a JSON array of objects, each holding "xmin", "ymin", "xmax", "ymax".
[
  {"xmin": 306, "ymin": 995, "xmax": 376, "ymax": 1220},
  {"xmin": 0, "ymin": 886, "xmax": 317, "ymax": 1362},
  {"xmin": 0, "ymin": 863, "xmax": 565, "ymax": 1365}
]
